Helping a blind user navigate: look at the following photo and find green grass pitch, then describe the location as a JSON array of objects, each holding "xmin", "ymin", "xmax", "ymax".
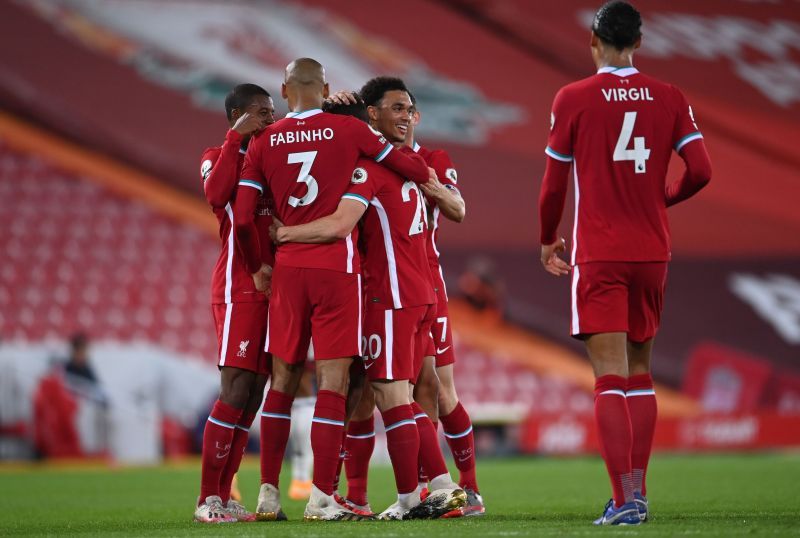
[{"xmin": 2, "ymin": 453, "xmax": 798, "ymax": 536}]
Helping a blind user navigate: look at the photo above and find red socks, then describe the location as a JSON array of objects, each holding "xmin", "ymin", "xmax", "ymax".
[
  {"xmin": 260, "ymin": 389, "xmax": 293, "ymax": 487},
  {"xmin": 594, "ymin": 375, "xmax": 634, "ymax": 508},
  {"xmin": 344, "ymin": 415, "xmax": 375, "ymax": 505},
  {"xmin": 219, "ymin": 410, "xmax": 256, "ymax": 503},
  {"xmin": 440, "ymin": 402, "xmax": 479, "ymax": 492},
  {"xmin": 411, "ymin": 402, "xmax": 449, "ymax": 481},
  {"xmin": 381, "ymin": 405, "xmax": 420, "ymax": 495},
  {"xmin": 627, "ymin": 373, "xmax": 657, "ymax": 496},
  {"xmin": 200, "ymin": 400, "xmax": 242, "ymax": 502},
  {"xmin": 311, "ymin": 390, "xmax": 347, "ymax": 496}
]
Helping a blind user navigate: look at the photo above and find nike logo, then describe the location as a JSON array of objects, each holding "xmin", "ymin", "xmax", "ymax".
[
  {"xmin": 457, "ymin": 455, "xmax": 471, "ymax": 463},
  {"xmin": 215, "ymin": 451, "xmax": 230, "ymax": 459},
  {"xmin": 363, "ymin": 361, "xmax": 374, "ymax": 370},
  {"xmin": 436, "ymin": 346, "xmax": 451, "ymax": 354}
]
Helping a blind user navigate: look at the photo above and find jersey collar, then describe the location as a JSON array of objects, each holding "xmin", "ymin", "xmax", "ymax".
[
  {"xmin": 286, "ymin": 108, "xmax": 323, "ymax": 119},
  {"xmin": 597, "ymin": 66, "xmax": 639, "ymax": 77},
  {"xmin": 412, "ymin": 141, "xmax": 421, "ymax": 153}
]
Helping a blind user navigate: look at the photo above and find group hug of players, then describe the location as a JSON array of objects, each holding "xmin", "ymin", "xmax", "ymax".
[
  {"xmin": 195, "ymin": 0, "xmax": 713, "ymax": 526},
  {"xmin": 195, "ymin": 62, "xmax": 483, "ymax": 522}
]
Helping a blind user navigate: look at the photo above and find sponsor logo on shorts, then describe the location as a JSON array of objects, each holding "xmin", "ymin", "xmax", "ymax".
[
  {"xmin": 237, "ymin": 340, "xmax": 250, "ymax": 358},
  {"xmin": 436, "ymin": 345, "xmax": 451, "ymax": 355}
]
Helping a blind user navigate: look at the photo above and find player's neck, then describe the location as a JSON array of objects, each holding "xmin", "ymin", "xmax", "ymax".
[
  {"xmin": 595, "ymin": 50, "xmax": 635, "ymax": 71},
  {"xmin": 287, "ymin": 92, "xmax": 323, "ymax": 113}
]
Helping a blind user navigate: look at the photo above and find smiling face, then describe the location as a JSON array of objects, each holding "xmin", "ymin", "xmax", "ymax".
[{"xmin": 368, "ymin": 89, "xmax": 414, "ymax": 144}]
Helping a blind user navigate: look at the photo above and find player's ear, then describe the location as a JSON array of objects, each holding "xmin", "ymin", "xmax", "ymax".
[
  {"xmin": 412, "ymin": 110, "xmax": 421, "ymax": 126},
  {"xmin": 590, "ymin": 31, "xmax": 599, "ymax": 48},
  {"xmin": 230, "ymin": 108, "xmax": 241, "ymax": 122},
  {"xmin": 367, "ymin": 106, "xmax": 379, "ymax": 123},
  {"xmin": 634, "ymin": 35, "xmax": 642, "ymax": 50},
  {"xmin": 322, "ymin": 83, "xmax": 330, "ymax": 99},
  {"xmin": 281, "ymin": 83, "xmax": 288, "ymax": 100}
]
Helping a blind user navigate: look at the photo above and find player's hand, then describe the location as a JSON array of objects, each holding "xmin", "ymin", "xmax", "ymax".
[
  {"xmin": 233, "ymin": 112, "xmax": 266, "ymax": 137},
  {"xmin": 269, "ymin": 218, "xmax": 285, "ymax": 245},
  {"xmin": 541, "ymin": 238, "xmax": 571, "ymax": 276},
  {"xmin": 325, "ymin": 91, "xmax": 359, "ymax": 106},
  {"xmin": 251, "ymin": 263, "xmax": 273, "ymax": 297},
  {"xmin": 419, "ymin": 175, "xmax": 446, "ymax": 200}
]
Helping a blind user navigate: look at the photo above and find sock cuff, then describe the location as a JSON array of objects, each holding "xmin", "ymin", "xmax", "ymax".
[
  {"xmin": 627, "ymin": 373, "xmax": 654, "ymax": 392},
  {"xmin": 210, "ymin": 400, "xmax": 243, "ymax": 426},
  {"xmin": 347, "ymin": 415, "xmax": 375, "ymax": 436},
  {"xmin": 381, "ymin": 404, "xmax": 415, "ymax": 429},
  {"xmin": 263, "ymin": 389, "xmax": 294, "ymax": 414},
  {"xmin": 594, "ymin": 374, "xmax": 628, "ymax": 396},
  {"xmin": 238, "ymin": 411, "xmax": 257, "ymax": 429},
  {"xmin": 314, "ymin": 390, "xmax": 346, "ymax": 422}
]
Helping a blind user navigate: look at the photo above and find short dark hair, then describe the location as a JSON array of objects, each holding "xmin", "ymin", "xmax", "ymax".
[
  {"xmin": 359, "ymin": 76, "xmax": 409, "ymax": 107},
  {"xmin": 592, "ymin": 1, "xmax": 642, "ymax": 50},
  {"xmin": 322, "ymin": 93, "xmax": 369, "ymax": 122},
  {"xmin": 224, "ymin": 83, "xmax": 270, "ymax": 121}
]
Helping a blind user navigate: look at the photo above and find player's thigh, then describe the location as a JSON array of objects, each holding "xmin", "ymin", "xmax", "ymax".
[
  {"xmin": 214, "ymin": 302, "xmax": 269, "ymax": 374},
  {"xmin": 267, "ymin": 265, "xmax": 312, "ymax": 365},
  {"xmin": 431, "ymin": 299, "xmax": 456, "ymax": 368},
  {"xmin": 571, "ymin": 262, "xmax": 629, "ymax": 338},
  {"xmin": 627, "ymin": 262, "xmax": 668, "ymax": 343},
  {"xmin": 411, "ymin": 304, "xmax": 437, "ymax": 382},
  {"xmin": 309, "ymin": 269, "xmax": 362, "ymax": 360},
  {"xmin": 362, "ymin": 306, "xmax": 424, "ymax": 382}
]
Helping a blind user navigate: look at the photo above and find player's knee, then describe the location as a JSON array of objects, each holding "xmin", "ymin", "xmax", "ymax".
[{"xmin": 219, "ymin": 384, "xmax": 250, "ymax": 409}]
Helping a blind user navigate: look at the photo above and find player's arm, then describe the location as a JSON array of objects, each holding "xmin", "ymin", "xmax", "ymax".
[
  {"xmin": 666, "ymin": 136, "xmax": 712, "ymax": 207},
  {"xmin": 274, "ymin": 197, "xmax": 368, "ymax": 244},
  {"xmin": 666, "ymin": 89, "xmax": 712, "ymax": 207},
  {"xmin": 419, "ymin": 151, "xmax": 465, "ymax": 222},
  {"xmin": 538, "ymin": 157, "xmax": 571, "ymax": 276},
  {"xmin": 202, "ymin": 114, "xmax": 265, "ymax": 207},
  {"xmin": 353, "ymin": 120, "xmax": 431, "ymax": 184}
]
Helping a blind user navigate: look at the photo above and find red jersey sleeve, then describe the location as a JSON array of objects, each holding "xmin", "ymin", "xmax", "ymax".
[
  {"xmin": 342, "ymin": 160, "xmax": 380, "ymax": 208},
  {"xmin": 201, "ymin": 129, "xmax": 244, "ymax": 207},
  {"xmin": 427, "ymin": 149, "xmax": 461, "ymax": 196},
  {"xmin": 544, "ymin": 88, "xmax": 575, "ymax": 163},
  {"xmin": 239, "ymin": 131, "xmax": 267, "ymax": 190},
  {"xmin": 349, "ymin": 119, "xmax": 429, "ymax": 183},
  {"xmin": 671, "ymin": 87, "xmax": 704, "ymax": 154}
]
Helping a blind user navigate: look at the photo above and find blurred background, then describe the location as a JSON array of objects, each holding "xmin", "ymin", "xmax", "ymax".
[{"xmin": 1, "ymin": 0, "xmax": 799, "ymax": 464}]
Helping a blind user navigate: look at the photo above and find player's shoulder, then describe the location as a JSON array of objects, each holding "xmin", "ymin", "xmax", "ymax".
[{"xmin": 199, "ymin": 146, "xmax": 221, "ymax": 180}]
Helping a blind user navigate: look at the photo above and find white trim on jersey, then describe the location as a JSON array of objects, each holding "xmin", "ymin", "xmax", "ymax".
[
  {"xmin": 224, "ymin": 203, "xmax": 235, "ymax": 304},
  {"xmin": 357, "ymin": 274, "xmax": 363, "ymax": 351},
  {"xmin": 597, "ymin": 66, "xmax": 639, "ymax": 78},
  {"xmin": 371, "ymin": 197, "xmax": 403, "ymax": 309},
  {"xmin": 675, "ymin": 132, "xmax": 704, "ymax": 153},
  {"xmin": 264, "ymin": 303, "xmax": 271, "ymax": 353},
  {"xmin": 570, "ymin": 162, "xmax": 580, "ymax": 266},
  {"xmin": 219, "ymin": 303, "xmax": 233, "ymax": 366},
  {"xmin": 345, "ymin": 233, "xmax": 354, "ymax": 274},
  {"xmin": 286, "ymin": 108, "xmax": 323, "ymax": 119},
  {"xmin": 238, "ymin": 179, "xmax": 263, "ymax": 193},
  {"xmin": 412, "ymin": 141, "xmax": 421, "ymax": 153},
  {"xmin": 571, "ymin": 265, "xmax": 581, "ymax": 336},
  {"xmin": 545, "ymin": 146, "xmax": 574, "ymax": 162},
  {"xmin": 384, "ymin": 309, "xmax": 394, "ymax": 380}
]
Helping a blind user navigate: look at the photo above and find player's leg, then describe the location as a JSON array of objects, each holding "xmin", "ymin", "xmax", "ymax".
[
  {"xmin": 196, "ymin": 304, "xmax": 251, "ymax": 523},
  {"xmin": 344, "ymin": 381, "xmax": 376, "ymax": 511},
  {"xmin": 302, "ymin": 269, "xmax": 369, "ymax": 520},
  {"xmin": 436, "ymin": 363, "xmax": 484, "ymax": 516},
  {"xmin": 626, "ymin": 338, "xmax": 655, "ymax": 521},
  {"xmin": 289, "ymin": 367, "xmax": 315, "ymax": 501},
  {"xmin": 574, "ymin": 263, "xmax": 639, "ymax": 525},
  {"xmin": 625, "ymin": 261, "xmax": 666, "ymax": 522}
]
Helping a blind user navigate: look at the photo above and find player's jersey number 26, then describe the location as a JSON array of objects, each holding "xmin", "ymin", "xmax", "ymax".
[{"xmin": 288, "ymin": 151, "xmax": 319, "ymax": 207}]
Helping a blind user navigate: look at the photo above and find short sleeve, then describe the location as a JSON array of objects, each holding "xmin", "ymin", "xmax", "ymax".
[
  {"xmin": 239, "ymin": 132, "xmax": 266, "ymax": 193},
  {"xmin": 671, "ymin": 87, "xmax": 704, "ymax": 153},
  {"xmin": 351, "ymin": 118, "xmax": 395, "ymax": 163},
  {"xmin": 428, "ymin": 149, "xmax": 461, "ymax": 196},
  {"xmin": 342, "ymin": 161, "xmax": 379, "ymax": 208},
  {"xmin": 544, "ymin": 88, "xmax": 574, "ymax": 163}
]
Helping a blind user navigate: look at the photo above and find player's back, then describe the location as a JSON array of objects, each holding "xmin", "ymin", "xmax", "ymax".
[
  {"xmin": 253, "ymin": 109, "xmax": 389, "ymax": 273},
  {"xmin": 549, "ymin": 67, "xmax": 701, "ymax": 264},
  {"xmin": 358, "ymin": 158, "xmax": 435, "ymax": 310}
]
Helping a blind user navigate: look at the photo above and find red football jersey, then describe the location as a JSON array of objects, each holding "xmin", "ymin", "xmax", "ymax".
[
  {"xmin": 240, "ymin": 109, "xmax": 428, "ymax": 273},
  {"xmin": 414, "ymin": 142, "xmax": 460, "ymax": 300},
  {"xmin": 201, "ymin": 131, "xmax": 274, "ymax": 304},
  {"xmin": 347, "ymin": 156, "xmax": 436, "ymax": 310},
  {"xmin": 545, "ymin": 66, "xmax": 703, "ymax": 264}
]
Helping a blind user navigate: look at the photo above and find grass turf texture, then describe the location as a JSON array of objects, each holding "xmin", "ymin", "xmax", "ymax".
[{"xmin": 2, "ymin": 453, "xmax": 798, "ymax": 536}]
